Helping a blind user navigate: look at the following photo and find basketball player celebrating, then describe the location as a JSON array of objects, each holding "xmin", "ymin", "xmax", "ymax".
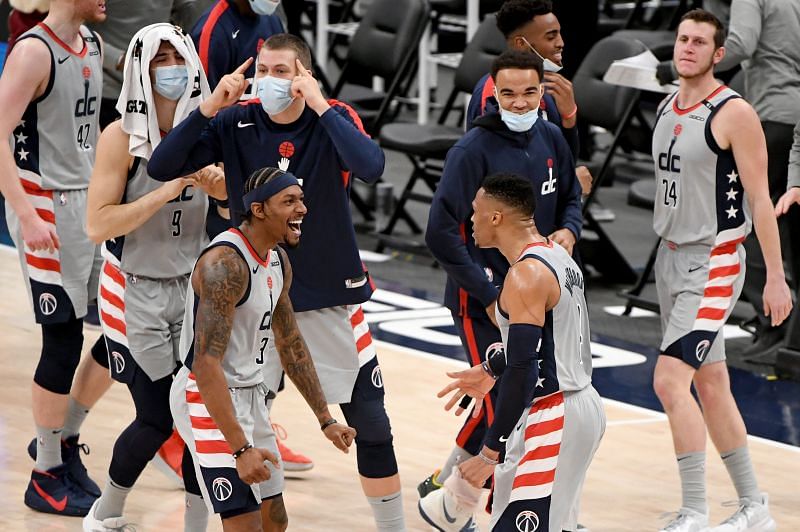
[
  {"xmin": 82, "ymin": 24, "xmax": 227, "ymax": 531},
  {"xmin": 149, "ymin": 34, "xmax": 407, "ymax": 531},
  {"xmin": 0, "ymin": 0, "xmax": 114, "ymax": 517},
  {"xmin": 651, "ymin": 10, "xmax": 791, "ymax": 532},
  {"xmin": 433, "ymin": 173, "xmax": 605, "ymax": 532},
  {"xmin": 169, "ymin": 167, "xmax": 355, "ymax": 532}
]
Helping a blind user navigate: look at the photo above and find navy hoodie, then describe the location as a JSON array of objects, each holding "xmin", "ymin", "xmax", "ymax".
[
  {"xmin": 425, "ymin": 111, "xmax": 582, "ymax": 317},
  {"xmin": 147, "ymin": 101, "xmax": 384, "ymax": 312}
]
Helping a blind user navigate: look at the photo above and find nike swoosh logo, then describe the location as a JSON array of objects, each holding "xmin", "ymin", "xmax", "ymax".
[
  {"xmin": 688, "ymin": 265, "xmax": 704, "ymax": 273},
  {"xmin": 57, "ymin": 56, "xmax": 69, "ymax": 64},
  {"xmin": 252, "ymin": 265, "xmax": 259, "ymax": 274},
  {"xmin": 232, "ymin": 29, "xmax": 240, "ymax": 39},
  {"xmin": 32, "ymin": 480, "xmax": 68, "ymax": 511},
  {"xmin": 442, "ymin": 498, "xmax": 457, "ymax": 523},
  {"xmin": 238, "ymin": 121, "xmax": 255, "ymax": 128},
  {"xmin": 720, "ymin": 452, "xmax": 735, "ymax": 460},
  {"xmin": 499, "ymin": 435, "xmax": 509, "ymax": 443},
  {"xmin": 381, "ymin": 494, "xmax": 400, "ymax": 502}
]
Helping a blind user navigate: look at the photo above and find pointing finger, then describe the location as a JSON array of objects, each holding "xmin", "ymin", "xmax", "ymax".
[{"xmin": 234, "ymin": 57, "xmax": 254, "ymax": 75}]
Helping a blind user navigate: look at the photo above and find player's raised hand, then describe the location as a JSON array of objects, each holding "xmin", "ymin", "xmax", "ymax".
[
  {"xmin": 323, "ymin": 421, "xmax": 357, "ymax": 453},
  {"xmin": 20, "ymin": 212, "xmax": 59, "ymax": 253},
  {"xmin": 200, "ymin": 57, "xmax": 253, "ymax": 117},
  {"xmin": 236, "ymin": 446, "xmax": 279, "ymax": 485},
  {"xmin": 292, "ymin": 58, "xmax": 329, "ymax": 115},
  {"xmin": 437, "ymin": 365, "xmax": 496, "ymax": 417}
]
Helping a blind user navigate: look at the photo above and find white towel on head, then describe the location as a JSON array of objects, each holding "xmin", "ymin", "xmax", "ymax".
[{"xmin": 116, "ymin": 23, "xmax": 210, "ymax": 160}]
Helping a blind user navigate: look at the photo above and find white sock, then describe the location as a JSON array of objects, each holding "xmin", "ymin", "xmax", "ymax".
[
  {"xmin": 366, "ymin": 490, "xmax": 405, "ymax": 531},
  {"xmin": 184, "ymin": 492, "xmax": 209, "ymax": 532}
]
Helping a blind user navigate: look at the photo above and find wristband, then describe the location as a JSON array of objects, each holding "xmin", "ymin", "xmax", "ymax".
[
  {"xmin": 563, "ymin": 105, "xmax": 578, "ymax": 120},
  {"xmin": 477, "ymin": 449, "xmax": 499, "ymax": 466},
  {"xmin": 481, "ymin": 360, "xmax": 498, "ymax": 380},
  {"xmin": 232, "ymin": 442, "xmax": 253, "ymax": 459},
  {"xmin": 320, "ymin": 418, "xmax": 338, "ymax": 431},
  {"xmin": 216, "ymin": 197, "xmax": 230, "ymax": 208}
]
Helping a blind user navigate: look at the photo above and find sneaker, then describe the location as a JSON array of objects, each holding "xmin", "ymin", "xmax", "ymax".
[
  {"xmin": 418, "ymin": 488, "xmax": 476, "ymax": 532},
  {"xmin": 82, "ymin": 499, "xmax": 135, "ymax": 531},
  {"xmin": 27, "ymin": 435, "xmax": 101, "ymax": 497},
  {"xmin": 709, "ymin": 493, "xmax": 776, "ymax": 532},
  {"xmin": 659, "ymin": 508, "xmax": 709, "ymax": 532},
  {"xmin": 273, "ymin": 423, "xmax": 313, "ymax": 472},
  {"xmin": 150, "ymin": 429, "xmax": 185, "ymax": 489},
  {"xmin": 588, "ymin": 202, "xmax": 616, "ymax": 222},
  {"xmin": 24, "ymin": 464, "xmax": 98, "ymax": 517},
  {"xmin": 417, "ymin": 469, "xmax": 443, "ymax": 498}
]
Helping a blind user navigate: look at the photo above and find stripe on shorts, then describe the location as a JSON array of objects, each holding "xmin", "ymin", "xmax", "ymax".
[
  {"xmin": 349, "ymin": 305, "xmax": 377, "ymax": 367},
  {"xmin": 185, "ymin": 372, "xmax": 235, "ymax": 469},
  {"xmin": 98, "ymin": 256, "xmax": 128, "ymax": 348},
  {"xmin": 692, "ymin": 225, "xmax": 745, "ymax": 332},
  {"xmin": 19, "ymin": 169, "xmax": 62, "ymax": 286}
]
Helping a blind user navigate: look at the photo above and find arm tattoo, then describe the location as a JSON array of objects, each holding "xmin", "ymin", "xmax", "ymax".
[
  {"xmin": 272, "ymin": 250, "xmax": 329, "ymax": 417},
  {"xmin": 194, "ymin": 247, "xmax": 248, "ymax": 362}
]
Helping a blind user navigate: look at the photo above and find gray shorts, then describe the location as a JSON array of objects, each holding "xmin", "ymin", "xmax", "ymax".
[
  {"xmin": 263, "ymin": 304, "xmax": 376, "ymax": 404},
  {"xmin": 5, "ymin": 189, "xmax": 101, "ymax": 323},
  {"xmin": 490, "ymin": 386, "xmax": 605, "ymax": 532},
  {"xmin": 171, "ymin": 367, "xmax": 284, "ymax": 515},
  {"xmin": 655, "ymin": 241, "xmax": 745, "ymax": 368},
  {"xmin": 98, "ymin": 259, "xmax": 188, "ymax": 383}
]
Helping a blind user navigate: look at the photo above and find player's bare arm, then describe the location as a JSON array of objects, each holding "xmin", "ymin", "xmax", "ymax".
[
  {"xmin": 712, "ymin": 98, "xmax": 793, "ymax": 326},
  {"xmin": 0, "ymin": 38, "xmax": 58, "ymax": 251},
  {"xmin": 86, "ymin": 121, "xmax": 196, "ymax": 243},
  {"xmin": 271, "ymin": 248, "xmax": 356, "ymax": 453},
  {"xmin": 192, "ymin": 246, "xmax": 279, "ymax": 484}
]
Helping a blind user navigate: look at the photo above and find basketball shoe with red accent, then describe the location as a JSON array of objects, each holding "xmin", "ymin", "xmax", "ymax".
[
  {"xmin": 24, "ymin": 464, "xmax": 97, "ymax": 516},
  {"xmin": 272, "ymin": 423, "xmax": 314, "ymax": 472},
  {"xmin": 150, "ymin": 429, "xmax": 185, "ymax": 488},
  {"xmin": 27, "ymin": 435, "xmax": 100, "ymax": 497}
]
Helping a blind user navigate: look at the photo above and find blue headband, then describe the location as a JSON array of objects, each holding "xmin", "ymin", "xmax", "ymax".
[{"xmin": 242, "ymin": 173, "xmax": 301, "ymax": 212}]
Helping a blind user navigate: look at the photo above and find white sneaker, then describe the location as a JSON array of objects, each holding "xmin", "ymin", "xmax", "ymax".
[
  {"xmin": 659, "ymin": 508, "xmax": 709, "ymax": 532},
  {"xmin": 709, "ymin": 493, "xmax": 776, "ymax": 532},
  {"xmin": 418, "ymin": 488, "xmax": 476, "ymax": 532},
  {"xmin": 82, "ymin": 499, "xmax": 135, "ymax": 532}
]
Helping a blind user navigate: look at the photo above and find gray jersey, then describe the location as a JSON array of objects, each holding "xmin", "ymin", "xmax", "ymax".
[
  {"xmin": 496, "ymin": 241, "xmax": 592, "ymax": 398},
  {"xmin": 179, "ymin": 229, "xmax": 285, "ymax": 388},
  {"xmin": 103, "ymin": 158, "xmax": 208, "ymax": 278},
  {"xmin": 12, "ymin": 24, "xmax": 102, "ymax": 191},
  {"xmin": 652, "ymin": 86, "xmax": 752, "ymax": 248}
]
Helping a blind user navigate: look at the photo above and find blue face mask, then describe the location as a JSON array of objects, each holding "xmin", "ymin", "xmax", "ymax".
[
  {"xmin": 499, "ymin": 107, "xmax": 539, "ymax": 132},
  {"xmin": 153, "ymin": 65, "xmax": 188, "ymax": 101},
  {"xmin": 248, "ymin": 0, "xmax": 280, "ymax": 15},
  {"xmin": 255, "ymin": 75, "xmax": 295, "ymax": 115}
]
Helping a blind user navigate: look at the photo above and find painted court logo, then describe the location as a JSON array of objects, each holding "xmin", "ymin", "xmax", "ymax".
[
  {"xmin": 39, "ymin": 293, "xmax": 57, "ymax": 316},
  {"xmin": 515, "ymin": 510, "xmax": 540, "ymax": 532},
  {"xmin": 212, "ymin": 477, "xmax": 233, "ymax": 501},
  {"xmin": 695, "ymin": 339, "xmax": 712, "ymax": 362}
]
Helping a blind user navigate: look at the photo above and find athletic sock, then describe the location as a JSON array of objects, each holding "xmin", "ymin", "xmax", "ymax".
[
  {"xmin": 677, "ymin": 451, "xmax": 707, "ymax": 515},
  {"xmin": 95, "ymin": 479, "xmax": 132, "ymax": 520},
  {"xmin": 438, "ymin": 446, "xmax": 473, "ymax": 483},
  {"xmin": 35, "ymin": 425, "xmax": 63, "ymax": 471},
  {"xmin": 721, "ymin": 446, "xmax": 761, "ymax": 502},
  {"xmin": 62, "ymin": 397, "xmax": 90, "ymax": 439},
  {"xmin": 184, "ymin": 492, "xmax": 210, "ymax": 532},
  {"xmin": 367, "ymin": 490, "xmax": 405, "ymax": 531}
]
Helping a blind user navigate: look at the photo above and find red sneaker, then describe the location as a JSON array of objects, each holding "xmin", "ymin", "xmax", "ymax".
[
  {"xmin": 151, "ymin": 429, "xmax": 185, "ymax": 488},
  {"xmin": 272, "ymin": 423, "xmax": 314, "ymax": 472}
]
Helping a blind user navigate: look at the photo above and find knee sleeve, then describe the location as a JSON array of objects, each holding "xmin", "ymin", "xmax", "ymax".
[
  {"xmin": 341, "ymin": 397, "xmax": 398, "ymax": 478},
  {"xmin": 91, "ymin": 335, "xmax": 109, "ymax": 369},
  {"xmin": 34, "ymin": 317, "xmax": 84, "ymax": 394},
  {"xmin": 109, "ymin": 418, "xmax": 172, "ymax": 487}
]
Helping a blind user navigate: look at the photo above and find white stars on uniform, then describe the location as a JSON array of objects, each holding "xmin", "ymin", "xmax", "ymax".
[
  {"xmin": 15, "ymin": 132, "xmax": 28, "ymax": 144},
  {"xmin": 727, "ymin": 170, "xmax": 738, "ymax": 183},
  {"xmin": 723, "ymin": 170, "xmax": 740, "ymax": 220},
  {"xmin": 536, "ymin": 376, "xmax": 545, "ymax": 388},
  {"xmin": 726, "ymin": 188, "xmax": 738, "ymax": 201},
  {"xmin": 726, "ymin": 205, "xmax": 739, "ymax": 219},
  {"xmin": 17, "ymin": 148, "xmax": 29, "ymax": 161}
]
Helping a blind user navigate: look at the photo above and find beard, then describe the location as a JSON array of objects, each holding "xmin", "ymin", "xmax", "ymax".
[{"xmin": 675, "ymin": 56, "xmax": 715, "ymax": 80}]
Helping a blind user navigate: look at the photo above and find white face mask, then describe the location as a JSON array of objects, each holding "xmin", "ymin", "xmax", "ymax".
[
  {"xmin": 153, "ymin": 65, "xmax": 188, "ymax": 100},
  {"xmin": 522, "ymin": 37, "xmax": 563, "ymax": 73},
  {"xmin": 248, "ymin": 0, "xmax": 280, "ymax": 15},
  {"xmin": 255, "ymin": 75, "xmax": 295, "ymax": 115},
  {"xmin": 494, "ymin": 87, "xmax": 542, "ymax": 132}
]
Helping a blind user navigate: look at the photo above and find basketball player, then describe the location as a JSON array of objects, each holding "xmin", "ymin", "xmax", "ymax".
[
  {"xmin": 81, "ymin": 24, "xmax": 228, "ymax": 531},
  {"xmin": 651, "ymin": 10, "xmax": 791, "ymax": 532},
  {"xmin": 170, "ymin": 167, "xmax": 355, "ymax": 532},
  {"xmin": 149, "ymin": 34, "xmax": 407, "ymax": 531},
  {"xmin": 0, "ymin": 0, "xmax": 114, "ymax": 517},
  {"xmin": 431, "ymin": 173, "xmax": 605, "ymax": 532}
]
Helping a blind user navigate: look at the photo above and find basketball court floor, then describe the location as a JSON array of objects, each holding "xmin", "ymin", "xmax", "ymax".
[{"xmin": 1, "ymin": 242, "xmax": 799, "ymax": 531}]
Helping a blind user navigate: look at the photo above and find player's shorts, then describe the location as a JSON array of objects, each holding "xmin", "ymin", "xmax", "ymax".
[
  {"xmin": 490, "ymin": 386, "xmax": 605, "ymax": 532},
  {"xmin": 5, "ymin": 188, "xmax": 101, "ymax": 323},
  {"xmin": 655, "ymin": 240, "xmax": 746, "ymax": 368},
  {"xmin": 171, "ymin": 367, "xmax": 284, "ymax": 516},
  {"xmin": 263, "ymin": 304, "xmax": 376, "ymax": 404},
  {"xmin": 98, "ymin": 259, "xmax": 188, "ymax": 384}
]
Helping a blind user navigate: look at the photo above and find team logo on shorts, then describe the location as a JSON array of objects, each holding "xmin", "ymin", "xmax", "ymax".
[
  {"xmin": 371, "ymin": 365, "xmax": 383, "ymax": 389},
  {"xmin": 212, "ymin": 477, "xmax": 233, "ymax": 501},
  {"xmin": 38, "ymin": 293, "xmax": 58, "ymax": 316},
  {"xmin": 695, "ymin": 339, "xmax": 712, "ymax": 362},
  {"xmin": 111, "ymin": 351, "xmax": 125, "ymax": 375},
  {"xmin": 515, "ymin": 510, "xmax": 540, "ymax": 532},
  {"xmin": 485, "ymin": 342, "xmax": 504, "ymax": 362}
]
